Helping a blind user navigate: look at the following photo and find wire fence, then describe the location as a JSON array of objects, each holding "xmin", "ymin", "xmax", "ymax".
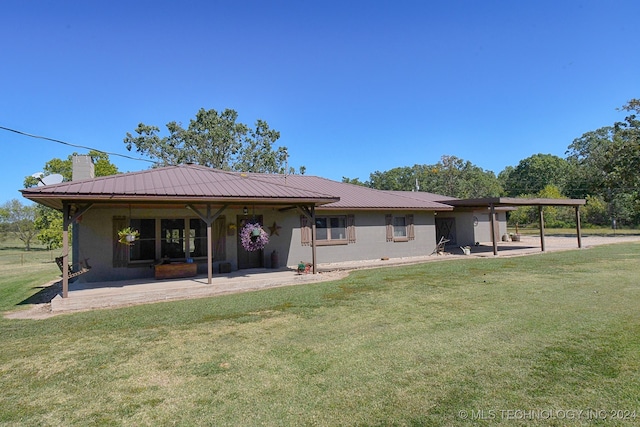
[{"xmin": 0, "ymin": 249, "xmax": 59, "ymax": 267}]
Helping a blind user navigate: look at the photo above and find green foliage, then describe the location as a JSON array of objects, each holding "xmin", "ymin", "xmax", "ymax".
[
  {"xmin": 34, "ymin": 205, "xmax": 63, "ymax": 250},
  {"xmin": 581, "ymin": 195, "xmax": 609, "ymax": 226},
  {"xmin": 369, "ymin": 155, "xmax": 502, "ymax": 198},
  {"xmin": 341, "ymin": 176, "xmax": 368, "ymax": 186},
  {"xmin": 507, "ymin": 185, "xmax": 575, "ymax": 228},
  {"xmin": 0, "ymin": 199, "xmax": 37, "ymax": 250},
  {"xmin": 22, "ymin": 150, "xmax": 119, "ymax": 188},
  {"xmin": 563, "ymin": 99, "xmax": 640, "ymax": 223},
  {"xmin": 503, "ymin": 153, "xmax": 571, "ymax": 197},
  {"xmin": 124, "ymin": 108, "xmax": 303, "ymax": 174}
]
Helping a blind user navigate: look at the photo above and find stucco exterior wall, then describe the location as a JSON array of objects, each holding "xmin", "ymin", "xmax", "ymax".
[
  {"xmin": 471, "ymin": 210, "xmax": 507, "ymax": 244},
  {"xmin": 75, "ymin": 205, "xmax": 502, "ymax": 283},
  {"xmin": 285, "ymin": 211, "xmax": 438, "ymax": 266}
]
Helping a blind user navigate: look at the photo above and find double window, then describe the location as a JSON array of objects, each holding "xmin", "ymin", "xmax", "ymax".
[
  {"xmin": 315, "ymin": 216, "xmax": 347, "ymax": 242},
  {"xmin": 116, "ymin": 216, "xmax": 226, "ymax": 264},
  {"xmin": 300, "ymin": 214, "xmax": 355, "ymax": 245}
]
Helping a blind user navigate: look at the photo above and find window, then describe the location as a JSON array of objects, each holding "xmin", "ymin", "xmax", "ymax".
[
  {"xmin": 119, "ymin": 216, "xmax": 226, "ymax": 264},
  {"xmin": 189, "ymin": 218, "xmax": 208, "ymax": 258},
  {"xmin": 129, "ymin": 218, "xmax": 156, "ymax": 261},
  {"xmin": 386, "ymin": 214, "xmax": 415, "ymax": 242},
  {"xmin": 161, "ymin": 219, "xmax": 185, "ymax": 259},
  {"xmin": 315, "ymin": 216, "xmax": 347, "ymax": 244},
  {"xmin": 393, "ymin": 216, "xmax": 407, "ymax": 238},
  {"xmin": 301, "ymin": 214, "xmax": 355, "ymax": 245}
]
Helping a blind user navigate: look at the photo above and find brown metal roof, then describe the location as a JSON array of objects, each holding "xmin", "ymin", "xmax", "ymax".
[
  {"xmin": 382, "ymin": 190, "xmax": 458, "ymax": 203},
  {"xmin": 21, "ymin": 165, "xmax": 340, "ymax": 210},
  {"xmin": 21, "ymin": 165, "xmax": 455, "ymax": 211},
  {"xmin": 244, "ymin": 174, "xmax": 453, "ymax": 211}
]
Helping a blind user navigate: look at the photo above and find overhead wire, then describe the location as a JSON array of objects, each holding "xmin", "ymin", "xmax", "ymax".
[{"xmin": 0, "ymin": 125, "xmax": 156, "ymax": 165}]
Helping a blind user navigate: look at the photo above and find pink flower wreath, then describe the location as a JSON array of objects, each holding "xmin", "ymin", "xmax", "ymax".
[{"xmin": 240, "ymin": 222, "xmax": 269, "ymax": 251}]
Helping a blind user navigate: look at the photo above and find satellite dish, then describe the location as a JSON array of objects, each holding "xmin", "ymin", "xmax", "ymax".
[{"xmin": 38, "ymin": 174, "xmax": 64, "ymax": 186}]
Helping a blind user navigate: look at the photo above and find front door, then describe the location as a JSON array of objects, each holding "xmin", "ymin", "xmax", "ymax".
[
  {"xmin": 435, "ymin": 217, "xmax": 457, "ymax": 246},
  {"xmin": 237, "ymin": 215, "xmax": 264, "ymax": 269}
]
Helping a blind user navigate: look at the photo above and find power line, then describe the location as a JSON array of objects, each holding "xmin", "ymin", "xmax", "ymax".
[{"xmin": 0, "ymin": 125, "xmax": 156, "ymax": 164}]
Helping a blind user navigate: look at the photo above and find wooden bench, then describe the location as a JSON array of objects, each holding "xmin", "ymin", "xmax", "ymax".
[{"xmin": 154, "ymin": 262, "xmax": 197, "ymax": 280}]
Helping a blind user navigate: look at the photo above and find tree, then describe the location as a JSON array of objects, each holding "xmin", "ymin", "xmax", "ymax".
[
  {"xmin": 507, "ymin": 185, "xmax": 574, "ymax": 228},
  {"xmin": 609, "ymin": 99, "xmax": 640, "ymax": 200},
  {"xmin": 0, "ymin": 199, "xmax": 37, "ymax": 250},
  {"xmin": 124, "ymin": 108, "xmax": 303, "ymax": 173},
  {"xmin": 565, "ymin": 127, "xmax": 615, "ymax": 199},
  {"xmin": 502, "ymin": 154, "xmax": 571, "ymax": 197},
  {"xmin": 341, "ymin": 177, "xmax": 368, "ymax": 186},
  {"xmin": 368, "ymin": 155, "xmax": 502, "ymax": 198},
  {"xmin": 23, "ymin": 150, "xmax": 119, "ymax": 188},
  {"xmin": 34, "ymin": 205, "xmax": 63, "ymax": 250},
  {"xmin": 564, "ymin": 99, "xmax": 640, "ymax": 223}
]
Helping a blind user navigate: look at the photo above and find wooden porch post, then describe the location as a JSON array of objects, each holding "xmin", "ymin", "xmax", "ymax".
[
  {"xmin": 490, "ymin": 204, "xmax": 498, "ymax": 256},
  {"xmin": 575, "ymin": 206, "xmax": 583, "ymax": 248},
  {"xmin": 62, "ymin": 203, "xmax": 70, "ymax": 298},
  {"xmin": 311, "ymin": 205, "xmax": 317, "ymax": 274},
  {"xmin": 206, "ymin": 205, "xmax": 213, "ymax": 284},
  {"xmin": 538, "ymin": 205, "xmax": 546, "ymax": 252},
  {"xmin": 297, "ymin": 205, "xmax": 318, "ymax": 274},
  {"xmin": 187, "ymin": 204, "xmax": 227, "ymax": 284},
  {"xmin": 60, "ymin": 203, "xmax": 93, "ymax": 298}
]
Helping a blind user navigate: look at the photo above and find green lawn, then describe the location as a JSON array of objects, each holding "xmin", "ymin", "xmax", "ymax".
[{"xmin": 1, "ymin": 242, "xmax": 639, "ymax": 426}]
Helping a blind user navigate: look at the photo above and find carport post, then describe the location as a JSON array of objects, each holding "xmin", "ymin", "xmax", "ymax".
[
  {"xmin": 575, "ymin": 206, "xmax": 583, "ymax": 248},
  {"xmin": 538, "ymin": 206, "xmax": 546, "ymax": 252},
  {"xmin": 490, "ymin": 204, "xmax": 498, "ymax": 255}
]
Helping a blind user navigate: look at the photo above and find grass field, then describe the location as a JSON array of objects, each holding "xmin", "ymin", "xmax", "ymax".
[{"xmin": 1, "ymin": 240, "xmax": 640, "ymax": 426}]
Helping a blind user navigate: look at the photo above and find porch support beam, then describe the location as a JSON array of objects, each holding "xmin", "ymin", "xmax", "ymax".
[
  {"xmin": 489, "ymin": 204, "xmax": 498, "ymax": 256},
  {"xmin": 575, "ymin": 206, "xmax": 583, "ymax": 248},
  {"xmin": 297, "ymin": 205, "xmax": 317, "ymax": 274},
  {"xmin": 538, "ymin": 205, "xmax": 546, "ymax": 252},
  {"xmin": 60, "ymin": 202, "xmax": 93, "ymax": 298},
  {"xmin": 187, "ymin": 204, "xmax": 227, "ymax": 284}
]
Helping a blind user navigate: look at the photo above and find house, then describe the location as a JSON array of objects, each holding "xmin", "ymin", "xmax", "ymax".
[{"xmin": 21, "ymin": 157, "xmax": 583, "ymax": 298}]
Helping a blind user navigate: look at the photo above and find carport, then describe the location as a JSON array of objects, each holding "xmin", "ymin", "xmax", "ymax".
[{"xmin": 445, "ymin": 197, "xmax": 587, "ymax": 255}]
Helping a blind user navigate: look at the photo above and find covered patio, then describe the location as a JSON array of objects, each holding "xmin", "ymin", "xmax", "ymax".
[{"xmin": 445, "ymin": 197, "xmax": 587, "ymax": 255}]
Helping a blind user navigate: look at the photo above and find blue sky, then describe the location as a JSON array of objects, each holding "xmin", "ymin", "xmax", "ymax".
[{"xmin": 1, "ymin": 0, "xmax": 638, "ymax": 203}]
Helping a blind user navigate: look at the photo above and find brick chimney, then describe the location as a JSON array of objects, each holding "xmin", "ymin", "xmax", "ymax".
[{"xmin": 72, "ymin": 154, "xmax": 95, "ymax": 181}]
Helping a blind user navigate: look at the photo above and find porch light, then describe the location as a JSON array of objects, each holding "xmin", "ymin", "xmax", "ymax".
[{"xmin": 243, "ymin": 206, "xmax": 248, "ymax": 216}]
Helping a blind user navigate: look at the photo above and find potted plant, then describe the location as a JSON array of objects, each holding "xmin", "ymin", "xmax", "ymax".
[
  {"xmin": 118, "ymin": 227, "xmax": 140, "ymax": 245},
  {"xmin": 511, "ymin": 223, "xmax": 521, "ymax": 242}
]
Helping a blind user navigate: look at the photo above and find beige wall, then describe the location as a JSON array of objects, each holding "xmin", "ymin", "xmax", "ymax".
[{"xmin": 76, "ymin": 205, "xmax": 504, "ymax": 283}]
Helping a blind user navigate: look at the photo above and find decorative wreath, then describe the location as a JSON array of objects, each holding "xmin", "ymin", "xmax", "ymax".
[{"xmin": 240, "ymin": 223, "xmax": 269, "ymax": 252}]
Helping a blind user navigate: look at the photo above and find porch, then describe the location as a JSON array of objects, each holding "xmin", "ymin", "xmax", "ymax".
[{"xmin": 46, "ymin": 234, "xmax": 603, "ymax": 315}]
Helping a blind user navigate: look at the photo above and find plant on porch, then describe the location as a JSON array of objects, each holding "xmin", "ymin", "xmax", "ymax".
[
  {"xmin": 240, "ymin": 222, "xmax": 269, "ymax": 251},
  {"xmin": 117, "ymin": 226, "xmax": 140, "ymax": 245}
]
